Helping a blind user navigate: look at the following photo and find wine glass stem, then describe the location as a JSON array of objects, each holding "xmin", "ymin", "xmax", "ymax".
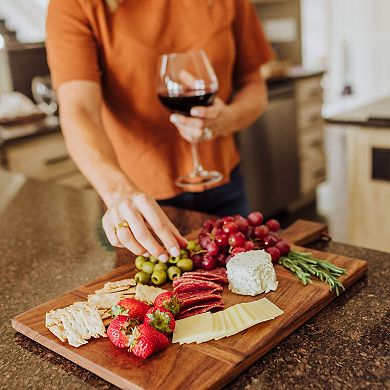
[{"xmin": 190, "ymin": 141, "xmax": 204, "ymax": 176}]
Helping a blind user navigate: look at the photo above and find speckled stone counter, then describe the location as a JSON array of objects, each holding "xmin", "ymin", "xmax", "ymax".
[{"xmin": 0, "ymin": 172, "xmax": 389, "ymax": 389}]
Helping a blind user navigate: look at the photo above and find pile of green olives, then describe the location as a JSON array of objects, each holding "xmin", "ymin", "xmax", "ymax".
[{"xmin": 134, "ymin": 241, "xmax": 199, "ymax": 286}]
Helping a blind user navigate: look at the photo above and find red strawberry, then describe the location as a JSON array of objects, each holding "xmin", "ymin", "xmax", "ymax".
[
  {"xmin": 144, "ymin": 307, "xmax": 175, "ymax": 335},
  {"xmin": 129, "ymin": 323, "xmax": 169, "ymax": 359},
  {"xmin": 110, "ymin": 298, "xmax": 149, "ymax": 321},
  {"xmin": 107, "ymin": 315, "xmax": 138, "ymax": 348},
  {"xmin": 153, "ymin": 291, "xmax": 181, "ymax": 316}
]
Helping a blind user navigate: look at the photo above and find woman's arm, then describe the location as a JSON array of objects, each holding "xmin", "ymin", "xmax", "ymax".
[
  {"xmin": 58, "ymin": 80, "xmax": 186, "ymax": 260},
  {"xmin": 169, "ymin": 74, "xmax": 268, "ymax": 142}
]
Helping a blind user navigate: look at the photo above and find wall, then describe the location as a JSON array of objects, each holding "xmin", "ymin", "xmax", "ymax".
[{"xmin": 301, "ymin": 0, "xmax": 390, "ymax": 116}]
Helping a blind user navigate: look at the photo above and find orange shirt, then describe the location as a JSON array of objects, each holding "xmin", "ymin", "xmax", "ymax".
[{"xmin": 46, "ymin": 0, "xmax": 273, "ymax": 199}]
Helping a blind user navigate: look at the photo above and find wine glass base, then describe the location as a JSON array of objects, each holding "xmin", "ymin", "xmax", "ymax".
[{"xmin": 175, "ymin": 170, "xmax": 223, "ymax": 190}]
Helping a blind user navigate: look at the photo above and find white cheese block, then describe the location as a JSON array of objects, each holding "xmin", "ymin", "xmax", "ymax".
[{"xmin": 227, "ymin": 250, "xmax": 278, "ymax": 296}]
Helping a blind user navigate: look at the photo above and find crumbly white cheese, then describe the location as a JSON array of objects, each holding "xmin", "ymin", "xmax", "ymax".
[{"xmin": 226, "ymin": 250, "xmax": 278, "ymax": 296}]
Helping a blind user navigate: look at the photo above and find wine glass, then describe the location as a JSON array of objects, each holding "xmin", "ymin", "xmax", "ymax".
[
  {"xmin": 157, "ymin": 49, "xmax": 223, "ymax": 190},
  {"xmin": 31, "ymin": 76, "xmax": 58, "ymax": 115}
]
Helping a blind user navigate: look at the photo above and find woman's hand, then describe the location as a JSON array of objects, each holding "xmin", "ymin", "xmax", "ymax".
[
  {"xmin": 169, "ymin": 97, "xmax": 236, "ymax": 142},
  {"xmin": 102, "ymin": 190, "xmax": 187, "ymax": 262}
]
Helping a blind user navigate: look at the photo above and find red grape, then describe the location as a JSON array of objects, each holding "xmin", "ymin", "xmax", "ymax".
[
  {"xmin": 266, "ymin": 219, "xmax": 280, "ymax": 232},
  {"xmin": 207, "ymin": 242, "xmax": 219, "ymax": 256},
  {"xmin": 228, "ymin": 232, "xmax": 246, "ymax": 247},
  {"xmin": 275, "ymin": 240, "xmax": 290, "ymax": 255},
  {"xmin": 244, "ymin": 240, "xmax": 255, "ymax": 251},
  {"xmin": 202, "ymin": 254, "xmax": 217, "ymax": 270},
  {"xmin": 222, "ymin": 216, "xmax": 235, "ymax": 224},
  {"xmin": 199, "ymin": 233, "xmax": 211, "ymax": 249},
  {"xmin": 202, "ymin": 219, "xmax": 215, "ymax": 233},
  {"xmin": 231, "ymin": 247, "xmax": 246, "ymax": 255},
  {"xmin": 225, "ymin": 254, "xmax": 233, "ymax": 264},
  {"xmin": 247, "ymin": 211, "xmax": 264, "ymax": 226},
  {"xmin": 235, "ymin": 216, "xmax": 249, "ymax": 233},
  {"xmin": 191, "ymin": 254, "xmax": 203, "ymax": 269},
  {"xmin": 246, "ymin": 226, "xmax": 255, "ymax": 239},
  {"xmin": 254, "ymin": 225, "xmax": 269, "ymax": 239},
  {"xmin": 216, "ymin": 253, "xmax": 227, "ymax": 266},
  {"xmin": 215, "ymin": 231, "xmax": 229, "ymax": 247},
  {"xmin": 266, "ymin": 246, "xmax": 281, "ymax": 263},
  {"xmin": 263, "ymin": 235, "xmax": 278, "ymax": 247},
  {"xmin": 222, "ymin": 222, "xmax": 238, "ymax": 234}
]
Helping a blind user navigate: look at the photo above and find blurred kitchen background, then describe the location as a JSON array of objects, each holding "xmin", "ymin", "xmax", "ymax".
[{"xmin": 0, "ymin": 0, "xmax": 389, "ymax": 252}]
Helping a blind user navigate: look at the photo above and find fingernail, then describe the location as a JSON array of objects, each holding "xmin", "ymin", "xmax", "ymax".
[
  {"xmin": 170, "ymin": 247, "xmax": 180, "ymax": 257},
  {"xmin": 143, "ymin": 252, "xmax": 150, "ymax": 257},
  {"xmin": 158, "ymin": 254, "xmax": 169, "ymax": 263},
  {"xmin": 191, "ymin": 108, "xmax": 200, "ymax": 116},
  {"xmin": 170, "ymin": 114, "xmax": 178, "ymax": 123}
]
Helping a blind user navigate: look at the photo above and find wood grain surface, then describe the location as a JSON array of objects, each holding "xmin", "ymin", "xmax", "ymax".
[{"xmin": 12, "ymin": 220, "xmax": 368, "ymax": 390}]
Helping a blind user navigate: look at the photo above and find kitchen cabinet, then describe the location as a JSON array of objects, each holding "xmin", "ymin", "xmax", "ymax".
[
  {"xmin": 238, "ymin": 71, "xmax": 326, "ymax": 216},
  {"xmin": 324, "ymin": 97, "xmax": 390, "ymax": 252}
]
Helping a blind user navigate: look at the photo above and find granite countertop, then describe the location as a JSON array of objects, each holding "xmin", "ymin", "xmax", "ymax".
[
  {"xmin": 326, "ymin": 97, "xmax": 390, "ymax": 128},
  {"xmin": 0, "ymin": 171, "xmax": 388, "ymax": 389}
]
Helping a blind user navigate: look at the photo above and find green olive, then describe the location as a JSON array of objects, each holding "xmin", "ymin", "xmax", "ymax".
[
  {"xmin": 135, "ymin": 271, "xmax": 150, "ymax": 284},
  {"xmin": 177, "ymin": 258, "xmax": 194, "ymax": 272},
  {"xmin": 186, "ymin": 240, "xmax": 197, "ymax": 251},
  {"xmin": 135, "ymin": 256, "xmax": 146, "ymax": 270},
  {"xmin": 167, "ymin": 266, "xmax": 182, "ymax": 280},
  {"xmin": 149, "ymin": 255, "xmax": 159, "ymax": 263},
  {"xmin": 142, "ymin": 261, "xmax": 155, "ymax": 274},
  {"xmin": 180, "ymin": 249, "xmax": 188, "ymax": 256},
  {"xmin": 154, "ymin": 262, "xmax": 168, "ymax": 272},
  {"xmin": 151, "ymin": 270, "xmax": 167, "ymax": 285},
  {"xmin": 168, "ymin": 256, "xmax": 180, "ymax": 264}
]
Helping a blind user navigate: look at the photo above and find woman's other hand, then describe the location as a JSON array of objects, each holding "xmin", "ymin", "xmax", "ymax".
[
  {"xmin": 102, "ymin": 190, "xmax": 187, "ymax": 262},
  {"xmin": 169, "ymin": 97, "xmax": 235, "ymax": 142}
]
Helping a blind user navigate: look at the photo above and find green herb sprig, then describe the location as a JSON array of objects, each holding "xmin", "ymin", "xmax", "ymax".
[{"xmin": 279, "ymin": 251, "xmax": 347, "ymax": 295}]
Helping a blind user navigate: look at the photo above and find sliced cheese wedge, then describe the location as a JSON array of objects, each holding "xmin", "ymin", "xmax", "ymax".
[{"xmin": 173, "ymin": 312, "xmax": 212, "ymax": 344}]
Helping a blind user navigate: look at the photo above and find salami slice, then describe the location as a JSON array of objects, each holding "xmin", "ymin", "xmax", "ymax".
[
  {"xmin": 179, "ymin": 295, "xmax": 221, "ymax": 310},
  {"xmin": 180, "ymin": 268, "xmax": 228, "ymax": 284},
  {"xmin": 176, "ymin": 290, "xmax": 221, "ymax": 300},
  {"xmin": 173, "ymin": 280, "xmax": 223, "ymax": 293},
  {"xmin": 177, "ymin": 302, "xmax": 224, "ymax": 319},
  {"xmin": 179, "ymin": 274, "xmax": 226, "ymax": 284}
]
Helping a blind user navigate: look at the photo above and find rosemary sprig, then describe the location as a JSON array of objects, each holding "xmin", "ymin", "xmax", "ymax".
[{"xmin": 279, "ymin": 251, "xmax": 347, "ymax": 295}]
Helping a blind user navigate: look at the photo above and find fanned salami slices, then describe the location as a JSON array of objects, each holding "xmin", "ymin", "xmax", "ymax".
[
  {"xmin": 177, "ymin": 301, "xmax": 225, "ymax": 319},
  {"xmin": 174, "ymin": 268, "xmax": 226, "ymax": 319},
  {"xmin": 173, "ymin": 279, "xmax": 223, "ymax": 292}
]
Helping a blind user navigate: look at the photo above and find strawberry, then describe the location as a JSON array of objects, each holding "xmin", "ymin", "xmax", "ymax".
[
  {"xmin": 110, "ymin": 298, "xmax": 149, "ymax": 321},
  {"xmin": 107, "ymin": 315, "xmax": 138, "ymax": 348},
  {"xmin": 153, "ymin": 291, "xmax": 181, "ymax": 316},
  {"xmin": 129, "ymin": 323, "xmax": 169, "ymax": 359},
  {"xmin": 144, "ymin": 307, "xmax": 175, "ymax": 335}
]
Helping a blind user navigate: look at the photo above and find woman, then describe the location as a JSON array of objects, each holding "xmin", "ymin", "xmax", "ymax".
[{"xmin": 46, "ymin": 0, "xmax": 273, "ymax": 262}]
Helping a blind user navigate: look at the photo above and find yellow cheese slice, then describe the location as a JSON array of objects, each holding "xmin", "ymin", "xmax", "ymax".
[
  {"xmin": 172, "ymin": 312, "xmax": 212, "ymax": 344},
  {"xmin": 241, "ymin": 298, "xmax": 284, "ymax": 324},
  {"xmin": 234, "ymin": 305, "xmax": 256, "ymax": 328},
  {"xmin": 214, "ymin": 311, "xmax": 227, "ymax": 340},
  {"xmin": 222, "ymin": 309, "xmax": 237, "ymax": 337},
  {"xmin": 211, "ymin": 311, "xmax": 226, "ymax": 340}
]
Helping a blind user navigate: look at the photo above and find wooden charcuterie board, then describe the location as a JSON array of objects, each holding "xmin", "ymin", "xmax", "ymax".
[{"xmin": 12, "ymin": 220, "xmax": 368, "ymax": 390}]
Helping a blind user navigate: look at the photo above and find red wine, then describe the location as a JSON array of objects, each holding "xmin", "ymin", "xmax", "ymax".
[{"xmin": 158, "ymin": 92, "xmax": 216, "ymax": 116}]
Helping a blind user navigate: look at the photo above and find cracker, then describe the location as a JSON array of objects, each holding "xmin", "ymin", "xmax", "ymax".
[
  {"xmin": 95, "ymin": 279, "xmax": 136, "ymax": 294},
  {"xmin": 135, "ymin": 284, "xmax": 165, "ymax": 305}
]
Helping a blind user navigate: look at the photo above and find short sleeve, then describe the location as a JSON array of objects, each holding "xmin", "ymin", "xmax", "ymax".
[
  {"xmin": 233, "ymin": 0, "xmax": 274, "ymax": 88},
  {"xmin": 46, "ymin": 0, "xmax": 101, "ymax": 89}
]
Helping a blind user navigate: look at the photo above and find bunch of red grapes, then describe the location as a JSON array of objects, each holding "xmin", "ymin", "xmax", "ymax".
[{"xmin": 192, "ymin": 211, "xmax": 291, "ymax": 270}]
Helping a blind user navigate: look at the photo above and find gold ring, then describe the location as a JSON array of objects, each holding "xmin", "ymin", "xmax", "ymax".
[{"xmin": 115, "ymin": 221, "xmax": 130, "ymax": 233}]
